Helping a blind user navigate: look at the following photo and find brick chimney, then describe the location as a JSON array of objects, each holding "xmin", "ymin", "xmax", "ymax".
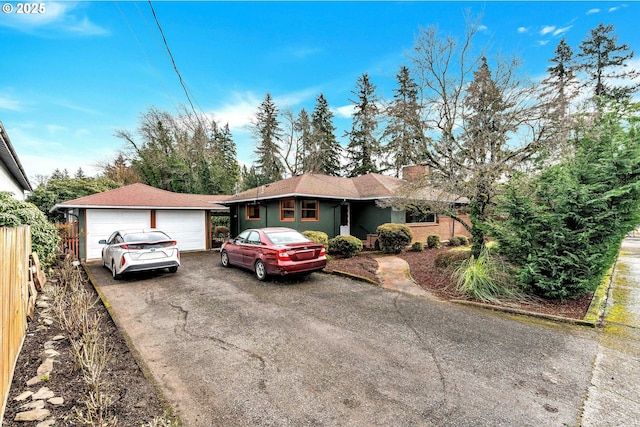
[{"xmin": 402, "ymin": 165, "xmax": 429, "ymax": 181}]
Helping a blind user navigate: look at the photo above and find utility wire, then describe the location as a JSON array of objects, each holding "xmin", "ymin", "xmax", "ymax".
[
  {"xmin": 148, "ymin": 0, "xmax": 204, "ymax": 127},
  {"xmin": 116, "ymin": 2, "xmax": 181, "ymax": 114}
]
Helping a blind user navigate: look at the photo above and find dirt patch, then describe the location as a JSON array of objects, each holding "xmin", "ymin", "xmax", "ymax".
[{"xmin": 327, "ymin": 248, "xmax": 592, "ymax": 320}]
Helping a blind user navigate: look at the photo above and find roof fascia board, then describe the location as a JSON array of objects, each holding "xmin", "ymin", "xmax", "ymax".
[
  {"xmin": 0, "ymin": 122, "xmax": 32, "ymax": 191},
  {"xmin": 50, "ymin": 204, "xmax": 229, "ymax": 213}
]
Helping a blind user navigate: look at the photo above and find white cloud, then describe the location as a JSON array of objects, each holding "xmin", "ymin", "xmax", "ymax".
[
  {"xmin": 46, "ymin": 124, "xmax": 67, "ymax": 134},
  {"xmin": 478, "ymin": 25, "xmax": 488, "ymax": 32},
  {"xmin": 553, "ymin": 26, "xmax": 572, "ymax": 36},
  {"xmin": 536, "ymin": 40, "xmax": 550, "ymax": 46},
  {"xmin": 210, "ymin": 91, "xmax": 260, "ymax": 129},
  {"xmin": 0, "ymin": 94, "xmax": 24, "ymax": 111},
  {"xmin": 587, "ymin": 8, "xmax": 600, "ymax": 15},
  {"xmin": 0, "ymin": 2, "xmax": 107, "ymax": 36},
  {"xmin": 608, "ymin": 6, "xmax": 619, "ymax": 12},
  {"xmin": 517, "ymin": 27, "xmax": 528, "ymax": 34},
  {"xmin": 334, "ymin": 105, "xmax": 355, "ymax": 119},
  {"xmin": 540, "ymin": 26, "xmax": 556, "ymax": 36}
]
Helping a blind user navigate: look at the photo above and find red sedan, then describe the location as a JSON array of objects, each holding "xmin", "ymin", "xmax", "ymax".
[{"xmin": 220, "ymin": 227, "xmax": 327, "ymax": 281}]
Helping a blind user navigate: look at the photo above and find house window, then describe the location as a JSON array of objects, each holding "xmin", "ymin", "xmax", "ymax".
[
  {"xmin": 301, "ymin": 199, "xmax": 319, "ymax": 221},
  {"xmin": 280, "ymin": 198, "xmax": 295, "ymax": 221},
  {"xmin": 406, "ymin": 206, "xmax": 437, "ymax": 224},
  {"xmin": 246, "ymin": 204, "xmax": 260, "ymax": 220}
]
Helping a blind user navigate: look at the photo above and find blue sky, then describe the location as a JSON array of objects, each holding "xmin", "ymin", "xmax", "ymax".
[{"xmin": 0, "ymin": 1, "xmax": 638, "ymax": 182}]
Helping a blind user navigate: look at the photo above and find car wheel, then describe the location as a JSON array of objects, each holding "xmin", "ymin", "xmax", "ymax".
[
  {"xmin": 111, "ymin": 261, "xmax": 121, "ymax": 280},
  {"xmin": 254, "ymin": 260, "xmax": 267, "ymax": 281},
  {"xmin": 168, "ymin": 266, "xmax": 178, "ymax": 273},
  {"xmin": 221, "ymin": 250, "xmax": 230, "ymax": 267}
]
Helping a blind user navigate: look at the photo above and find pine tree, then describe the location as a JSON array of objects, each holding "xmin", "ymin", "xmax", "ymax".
[
  {"xmin": 240, "ymin": 165, "xmax": 262, "ymax": 191},
  {"xmin": 215, "ymin": 123, "xmax": 240, "ymax": 194},
  {"xmin": 577, "ymin": 23, "xmax": 639, "ymax": 100},
  {"xmin": 251, "ymin": 92, "xmax": 284, "ymax": 183},
  {"xmin": 382, "ymin": 66, "xmax": 426, "ymax": 177},
  {"xmin": 461, "ymin": 57, "xmax": 514, "ymax": 257},
  {"xmin": 309, "ymin": 94, "xmax": 342, "ymax": 176},
  {"xmin": 540, "ymin": 38, "xmax": 579, "ymax": 146},
  {"xmin": 345, "ymin": 73, "xmax": 381, "ymax": 177},
  {"xmin": 295, "ymin": 109, "xmax": 312, "ymax": 174}
]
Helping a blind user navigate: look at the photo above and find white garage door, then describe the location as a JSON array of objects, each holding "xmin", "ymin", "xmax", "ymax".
[
  {"xmin": 156, "ymin": 210, "xmax": 206, "ymax": 252},
  {"xmin": 86, "ymin": 209, "xmax": 151, "ymax": 260}
]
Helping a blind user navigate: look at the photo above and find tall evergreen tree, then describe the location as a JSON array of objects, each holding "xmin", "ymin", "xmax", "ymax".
[
  {"xmin": 251, "ymin": 92, "xmax": 284, "ymax": 183},
  {"xmin": 345, "ymin": 73, "xmax": 381, "ymax": 177},
  {"xmin": 382, "ymin": 66, "xmax": 426, "ymax": 177},
  {"xmin": 295, "ymin": 109, "xmax": 312, "ymax": 174},
  {"xmin": 309, "ymin": 94, "xmax": 342, "ymax": 176},
  {"xmin": 240, "ymin": 164, "xmax": 262, "ymax": 191},
  {"xmin": 460, "ymin": 57, "xmax": 514, "ymax": 256},
  {"xmin": 577, "ymin": 23, "xmax": 639, "ymax": 100},
  {"xmin": 213, "ymin": 123, "xmax": 240, "ymax": 194},
  {"xmin": 540, "ymin": 38, "xmax": 579, "ymax": 147}
]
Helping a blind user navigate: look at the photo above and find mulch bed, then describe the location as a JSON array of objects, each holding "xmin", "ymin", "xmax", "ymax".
[
  {"xmin": 3, "ymin": 264, "xmax": 169, "ymax": 426},
  {"xmin": 327, "ymin": 248, "xmax": 593, "ymax": 320}
]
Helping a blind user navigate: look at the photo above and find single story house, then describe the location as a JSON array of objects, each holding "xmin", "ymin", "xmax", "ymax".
[
  {"xmin": 0, "ymin": 122, "xmax": 32, "ymax": 200},
  {"xmin": 52, "ymin": 183, "xmax": 229, "ymax": 261},
  {"xmin": 223, "ymin": 167, "xmax": 470, "ymax": 247}
]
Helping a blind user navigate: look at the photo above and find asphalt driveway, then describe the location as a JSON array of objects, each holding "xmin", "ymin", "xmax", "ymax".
[{"xmin": 86, "ymin": 251, "xmax": 598, "ymax": 427}]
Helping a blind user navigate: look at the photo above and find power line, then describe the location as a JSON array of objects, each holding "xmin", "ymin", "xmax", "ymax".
[{"xmin": 147, "ymin": 0, "xmax": 204, "ymax": 127}]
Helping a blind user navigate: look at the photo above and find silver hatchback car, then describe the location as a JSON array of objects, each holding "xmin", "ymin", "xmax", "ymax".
[{"xmin": 99, "ymin": 229, "xmax": 180, "ymax": 279}]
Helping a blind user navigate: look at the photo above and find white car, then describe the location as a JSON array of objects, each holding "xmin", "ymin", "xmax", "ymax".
[{"xmin": 99, "ymin": 229, "xmax": 180, "ymax": 280}]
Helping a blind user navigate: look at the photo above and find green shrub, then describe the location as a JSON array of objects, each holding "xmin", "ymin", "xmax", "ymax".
[
  {"xmin": 302, "ymin": 230, "xmax": 329, "ymax": 246},
  {"xmin": 411, "ymin": 241, "xmax": 424, "ymax": 252},
  {"xmin": 0, "ymin": 192, "xmax": 60, "ymax": 268},
  {"xmin": 434, "ymin": 250, "xmax": 471, "ymax": 268},
  {"xmin": 426, "ymin": 234, "xmax": 441, "ymax": 249},
  {"xmin": 448, "ymin": 236, "xmax": 462, "ymax": 246},
  {"xmin": 376, "ymin": 223, "xmax": 412, "ymax": 254},
  {"xmin": 492, "ymin": 105, "xmax": 640, "ymax": 300},
  {"xmin": 455, "ymin": 235, "xmax": 469, "ymax": 246},
  {"xmin": 328, "ymin": 235, "xmax": 363, "ymax": 258},
  {"xmin": 214, "ymin": 226, "xmax": 229, "ymax": 239}
]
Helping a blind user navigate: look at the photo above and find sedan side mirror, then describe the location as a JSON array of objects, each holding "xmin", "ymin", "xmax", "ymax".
[{"xmin": 99, "ymin": 239, "xmax": 107, "ymax": 245}]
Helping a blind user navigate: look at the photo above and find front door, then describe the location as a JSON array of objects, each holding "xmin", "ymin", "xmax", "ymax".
[{"xmin": 339, "ymin": 203, "xmax": 350, "ymax": 236}]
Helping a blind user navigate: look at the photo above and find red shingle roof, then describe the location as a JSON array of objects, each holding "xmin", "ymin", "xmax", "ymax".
[
  {"xmin": 229, "ymin": 173, "xmax": 463, "ymax": 203},
  {"xmin": 53, "ymin": 183, "xmax": 230, "ymax": 211}
]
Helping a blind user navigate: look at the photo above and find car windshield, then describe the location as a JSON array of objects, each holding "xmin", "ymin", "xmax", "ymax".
[
  {"xmin": 123, "ymin": 232, "xmax": 171, "ymax": 243},
  {"xmin": 264, "ymin": 230, "xmax": 310, "ymax": 245}
]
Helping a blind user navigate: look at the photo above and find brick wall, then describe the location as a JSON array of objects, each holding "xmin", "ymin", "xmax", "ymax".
[{"xmin": 406, "ymin": 215, "xmax": 471, "ymax": 244}]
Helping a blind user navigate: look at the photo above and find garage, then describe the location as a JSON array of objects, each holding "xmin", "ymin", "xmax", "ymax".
[
  {"xmin": 86, "ymin": 209, "xmax": 151, "ymax": 260},
  {"xmin": 52, "ymin": 183, "xmax": 230, "ymax": 261},
  {"xmin": 156, "ymin": 210, "xmax": 206, "ymax": 252}
]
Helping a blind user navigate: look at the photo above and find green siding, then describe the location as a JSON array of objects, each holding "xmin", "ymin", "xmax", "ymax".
[
  {"xmin": 349, "ymin": 202, "xmax": 393, "ymax": 240},
  {"xmin": 230, "ymin": 198, "xmax": 399, "ymax": 241}
]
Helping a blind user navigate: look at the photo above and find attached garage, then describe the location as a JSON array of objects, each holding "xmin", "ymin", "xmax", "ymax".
[
  {"xmin": 52, "ymin": 183, "xmax": 229, "ymax": 261},
  {"xmin": 155, "ymin": 210, "xmax": 205, "ymax": 252},
  {"xmin": 86, "ymin": 209, "xmax": 151, "ymax": 260}
]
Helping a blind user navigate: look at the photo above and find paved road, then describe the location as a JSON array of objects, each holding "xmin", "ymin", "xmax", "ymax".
[{"xmin": 87, "ymin": 252, "xmax": 598, "ymax": 427}]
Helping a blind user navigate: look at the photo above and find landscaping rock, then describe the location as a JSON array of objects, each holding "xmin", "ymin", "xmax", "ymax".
[{"xmin": 14, "ymin": 408, "xmax": 50, "ymax": 422}]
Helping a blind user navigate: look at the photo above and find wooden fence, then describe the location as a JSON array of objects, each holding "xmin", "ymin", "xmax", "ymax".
[
  {"xmin": 0, "ymin": 226, "xmax": 32, "ymax": 424},
  {"xmin": 58, "ymin": 221, "xmax": 79, "ymax": 260}
]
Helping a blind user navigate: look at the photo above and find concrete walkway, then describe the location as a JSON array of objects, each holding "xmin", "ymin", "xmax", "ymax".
[
  {"xmin": 372, "ymin": 255, "xmax": 433, "ymax": 298},
  {"xmin": 582, "ymin": 238, "xmax": 640, "ymax": 426}
]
